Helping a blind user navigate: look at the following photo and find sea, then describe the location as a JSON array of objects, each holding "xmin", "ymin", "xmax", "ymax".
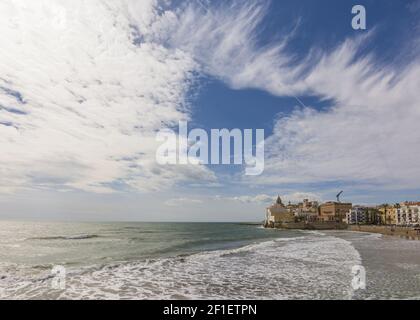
[{"xmin": 0, "ymin": 221, "xmax": 420, "ymax": 300}]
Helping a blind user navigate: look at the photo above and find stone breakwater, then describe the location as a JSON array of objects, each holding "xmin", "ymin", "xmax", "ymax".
[{"xmin": 349, "ymin": 225, "xmax": 420, "ymax": 240}]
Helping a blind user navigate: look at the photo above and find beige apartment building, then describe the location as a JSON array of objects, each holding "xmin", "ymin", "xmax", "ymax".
[
  {"xmin": 377, "ymin": 204, "xmax": 397, "ymax": 225},
  {"xmin": 319, "ymin": 201, "xmax": 352, "ymax": 222},
  {"xmin": 396, "ymin": 202, "xmax": 420, "ymax": 226}
]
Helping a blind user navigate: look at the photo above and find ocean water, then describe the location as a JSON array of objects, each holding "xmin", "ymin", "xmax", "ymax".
[{"xmin": 0, "ymin": 221, "xmax": 419, "ymax": 300}]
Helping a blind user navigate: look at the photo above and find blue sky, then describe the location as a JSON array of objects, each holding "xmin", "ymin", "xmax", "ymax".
[
  {"xmin": 187, "ymin": 0, "xmax": 420, "ymax": 202},
  {"xmin": 192, "ymin": 0, "xmax": 417, "ymax": 133},
  {"xmin": 0, "ymin": 0, "xmax": 419, "ymax": 221}
]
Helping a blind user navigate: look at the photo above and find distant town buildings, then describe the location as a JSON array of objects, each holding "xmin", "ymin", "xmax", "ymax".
[
  {"xmin": 319, "ymin": 202, "xmax": 352, "ymax": 222},
  {"xmin": 346, "ymin": 206, "xmax": 379, "ymax": 225},
  {"xmin": 265, "ymin": 196, "xmax": 349, "ymax": 226},
  {"xmin": 265, "ymin": 196, "xmax": 295, "ymax": 227},
  {"xmin": 396, "ymin": 202, "xmax": 420, "ymax": 226},
  {"xmin": 346, "ymin": 206, "xmax": 368, "ymax": 225},
  {"xmin": 377, "ymin": 204, "xmax": 396, "ymax": 225},
  {"xmin": 264, "ymin": 195, "xmax": 420, "ymax": 228},
  {"xmin": 283, "ymin": 198, "xmax": 318, "ymax": 221}
]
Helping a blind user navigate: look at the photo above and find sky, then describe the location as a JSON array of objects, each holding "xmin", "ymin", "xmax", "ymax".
[{"xmin": 0, "ymin": 0, "xmax": 419, "ymax": 221}]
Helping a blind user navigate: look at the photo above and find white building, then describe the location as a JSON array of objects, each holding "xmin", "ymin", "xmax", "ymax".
[
  {"xmin": 346, "ymin": 206, "xmax": 369, "ymax": 225},
  {"xmin": 396, "ymin": 202, "xmax": 420, "ymax": 226}
]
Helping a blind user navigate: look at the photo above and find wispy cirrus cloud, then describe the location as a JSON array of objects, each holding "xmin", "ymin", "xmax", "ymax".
[
  {"xmin": 165, "ymin": 1, "xmax": 420, "ymax": 192},
  {"xmin": 254, "ymin": 38, "xmax": 420, "ymax": 191},
  {"xmin": 1, "ymin": 0, "xmax": 419, "ymax": 202},
  {"xmin": 0, "ymin": 0, "xmax": 217, "ymax": 194}
]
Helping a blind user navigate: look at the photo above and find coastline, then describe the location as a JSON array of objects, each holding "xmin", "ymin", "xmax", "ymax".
[
  {"xmin": 263, "ymin": 221, "xmax": 348, "ymax": 230},
  {"xmin": 2, "ymin": 221, "xmax": 420, "ymax": 299},
  {"xmin": 348, "ymin": 225, "xmax": 420, "ymax": 241},
  {"xmin": 264, "ymin": 222, "xmax": 420, "ymax": 241}
]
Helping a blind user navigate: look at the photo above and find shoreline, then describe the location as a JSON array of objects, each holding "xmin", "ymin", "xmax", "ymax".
[
  {"xmin": 264, "ymin": 222, "xmax": 420, "ymax": 241},
  {"xmin": 348, "ymin": 225, "xmax": 420, "ymax": 241}
]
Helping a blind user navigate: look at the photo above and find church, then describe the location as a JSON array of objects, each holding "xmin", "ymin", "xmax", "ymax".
[{"xmin": 265, "ymin": 196, "xmax": 295, "ymax": 228}]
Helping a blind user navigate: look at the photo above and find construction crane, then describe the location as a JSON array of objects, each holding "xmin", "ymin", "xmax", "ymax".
[{"xmin": 336, "ymin": 191, "xmax": 344, "ymax": 203}]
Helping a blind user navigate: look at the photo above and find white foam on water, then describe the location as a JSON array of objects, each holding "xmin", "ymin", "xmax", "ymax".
[
  {"xmin": 301, "ymin": 230, "xmax": 327, "ymax": 236},
  {"xmin": 1, "ymin": 233, "xmax": 362, "ymax": 300}
]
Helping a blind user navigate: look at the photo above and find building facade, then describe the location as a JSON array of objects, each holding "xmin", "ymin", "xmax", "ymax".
[
  {"xmin": 302, "ymin": 199, "xmax": 319, "ymax": 212},
  {"xmin": 265, "ymin": 196, "xmax": 295, "ymax": 227},
  {"xmin": 377, "ymin": 204, "xmax": 396, "ymax": 225},
  {"xmin": 396, "ymin": 202, "xmax": 420, "ymax": 226},
  {"xmin": 346, "ymin": 206, "xmax": 378, "ymax": 225},
  {"xmin": 347, "ymin": 206, "xmax": 367, "ymax": 225},
  {"xmin": 291, "ymin": 199, "xmax": 319, "ymax": 221},
  {"xmin": 319, "ymin": 202, "xmax": 352, "ymax": 222}
]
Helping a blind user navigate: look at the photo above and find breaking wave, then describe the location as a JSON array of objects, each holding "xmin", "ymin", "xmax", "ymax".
[
  {"xmin": 27, "ymin": 234, "xmax": 99, "ymax": 241},
  {"xmin": 1, "ymin": 233, "xmax": 361, "ymax": 300}
]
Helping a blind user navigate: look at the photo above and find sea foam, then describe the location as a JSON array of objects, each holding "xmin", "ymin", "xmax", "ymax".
[{"xmin": 1, "ymin": 233, "xmax": 361, "ymax": 300}]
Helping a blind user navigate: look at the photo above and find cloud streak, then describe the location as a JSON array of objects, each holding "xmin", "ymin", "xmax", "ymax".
[
  {"xmin": 0, "ymin": 0, "xmax": 215, "ymax": 194},
  {"xmin": 167, "ymin": 1, "xmax": 420, "ymax": 192},
  {"xmin": 1, "ymin": 0, "xmax": 419, "ymax": 201}
]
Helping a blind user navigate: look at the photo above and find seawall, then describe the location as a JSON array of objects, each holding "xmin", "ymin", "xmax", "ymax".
[
  {"xmin": 349, "ymin": 225, "xmax": 420, "ymax": 240},
  {"xmin": 266, "ymin": 221, "xmax": 348, "ymax": 230}
]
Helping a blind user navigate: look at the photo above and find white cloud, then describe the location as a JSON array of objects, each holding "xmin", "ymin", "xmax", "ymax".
[
  {"xmin": 164, "ymin": 197, "xmax": 203, "ymax": 207},
  {"xmin": 0, "ymin": 0, "xmax": 216, "ymax": 194},
  {"xmin": 222, "ymin": 194, "xmax": 274, "ymax": 204},
  {"xmin": 1, "ymin": 0, "xmax": 419, "ymax": 200},
  {"xmin": 163, "ymin": 0, "xmax": 305, "ymax": 95},
  {"xmin": 219, "ymin": 192, "xmax": 321, "ymax": 205},
  {"xmin": 281, "ymin": 192, "xmax": 321, "ymax": 204},
  {"xmin": 166, "ymin": 1, "xmax": 420, "ymax": 192},
  {"xmin": 256, "ymin": 39, "xmax": 420, "ymax": 190}
]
